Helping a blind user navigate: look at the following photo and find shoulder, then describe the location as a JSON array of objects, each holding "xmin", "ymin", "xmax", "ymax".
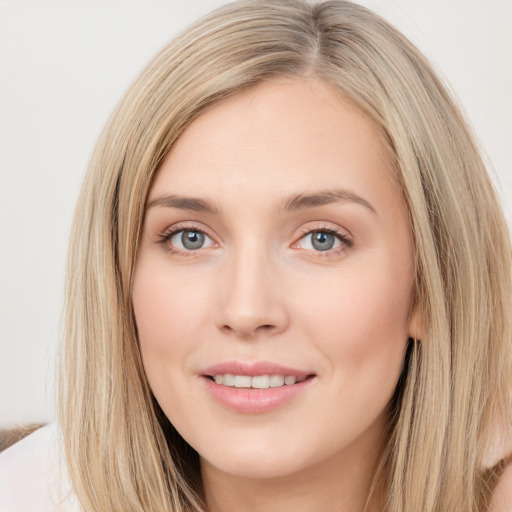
[
  {"xmin": 0, "ymin": 424, "xmax": 80, "ymax": 512},
  {"xmin": 491, "ymin": 457, "xmax": 512, "ymax": 512}
]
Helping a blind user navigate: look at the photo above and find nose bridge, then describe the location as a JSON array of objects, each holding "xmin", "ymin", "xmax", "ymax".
[{"xmin": 217, "ymin": 237, "xmax": 288, "ymax": 338}]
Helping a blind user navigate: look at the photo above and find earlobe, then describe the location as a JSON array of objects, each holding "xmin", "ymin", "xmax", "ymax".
[{"xmin": 408, "ymin": 303, "xmax": 424, "ymax": 341}]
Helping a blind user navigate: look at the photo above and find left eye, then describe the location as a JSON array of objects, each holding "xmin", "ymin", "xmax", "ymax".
[
  {"xmin": 299, "ymin": 230, "xmax": 343, "ymax": 252},
  {"xmin": 170, "ymin": 230, "xmax": 214, "ymax": 251}
]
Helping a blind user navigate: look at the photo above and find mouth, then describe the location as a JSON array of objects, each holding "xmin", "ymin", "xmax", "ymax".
[
  {"xmin": 199, "ymin": 361, "xmax": 316, "ymax": 413},
  {"xmin": 205, "ymin": 373, "xmax": 313, "ymax": 389}
]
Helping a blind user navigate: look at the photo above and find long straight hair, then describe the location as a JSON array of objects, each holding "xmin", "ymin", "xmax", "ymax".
[{"xmin": 59, "ymin": 1, "xmax": 512, "ymax": 510}]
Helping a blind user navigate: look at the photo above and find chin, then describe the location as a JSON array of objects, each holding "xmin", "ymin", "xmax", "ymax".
[
  {"xmin": 202, "ymin": 453, "xmax": 306, "ymax": 480},
  {"xmin": 197, "ymin": 433, "xmax": 335, "ymax": 481}
]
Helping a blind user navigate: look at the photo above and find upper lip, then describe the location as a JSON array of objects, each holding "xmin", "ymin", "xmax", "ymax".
[{"xmin": 201, "ymin": 361, "xmax": 313, "ymax": 378}]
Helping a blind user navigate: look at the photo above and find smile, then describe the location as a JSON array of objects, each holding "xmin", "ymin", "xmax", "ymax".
[
  {"xmin": 200, "ymin": 362, "xmax": 316, "ymax": 413},
  {"xmin": 210, "ymin": 374, "xmax": 308, "ymax": 388}
]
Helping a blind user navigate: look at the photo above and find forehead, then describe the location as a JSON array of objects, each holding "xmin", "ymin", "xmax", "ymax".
[{"xmin": 150, "ymin": 77, "xmax": 399, "ymax": 212}]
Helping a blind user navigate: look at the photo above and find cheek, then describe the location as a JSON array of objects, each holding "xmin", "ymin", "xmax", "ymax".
[
  {"xmin": 296, "ymin": 259, "xmax": 412, "ymax": 380},
  {"xmin": 132, "ymin": 259, "xmax": 208, "ymax": 375},
  {"xmin": 131, "ymin": 261, "xmax": 214, "ymax": 426}
]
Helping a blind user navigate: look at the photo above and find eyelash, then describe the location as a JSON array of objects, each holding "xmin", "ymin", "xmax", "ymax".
[
  {"xmin": 296, "ymin": 226, "xmax": 353, "ymax": 257},
  {"xmin": 156, "ymin": 223, "xmax": 353, "ymax": 257},
  {"xmin": 156, "ymin": 223, "xmax": 216, "ymax": 256}
]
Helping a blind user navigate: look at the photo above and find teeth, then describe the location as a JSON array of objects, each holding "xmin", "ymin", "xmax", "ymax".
[
  {"xmin": 269, "ymin": 375, "xmax": 284, "ymax": 387},
  {"xmin": 252, "ymin": 375, "xmax": 270, "ymax": 388},
  {"xmin": 234, "ymin": 375, "xmax": 252, "ymax": 388},
  {"xmin": 223, "ymin": 374, "xmax": 235, "ymax": 386},
  {"xmin": 284, "ymin": 375, "xmax": 296, "ymax": 385},
  {"xmin": 212, "ymin": 374, "xmax": 303, "ymax": 389}
]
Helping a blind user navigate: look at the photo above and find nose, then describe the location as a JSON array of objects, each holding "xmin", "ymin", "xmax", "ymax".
[{"xmin": 216, "ymin": 249, "xmax": 290, "ymax": 339}]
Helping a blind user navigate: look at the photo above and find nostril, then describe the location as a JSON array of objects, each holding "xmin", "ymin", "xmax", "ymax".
[{"xmin": 219, "ymin": 322, "xmax": 277, "ymax": 337}]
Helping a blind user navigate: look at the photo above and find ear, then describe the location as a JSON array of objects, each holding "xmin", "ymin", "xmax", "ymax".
[{"xmin": 408, "ymin": 302, "xmax": 424, "ymax": 340}]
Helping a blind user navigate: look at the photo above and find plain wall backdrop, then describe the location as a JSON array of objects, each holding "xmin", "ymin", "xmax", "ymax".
[{"xmin": 1, "ymin": 0, "xmax": 511, "ymax": 429}]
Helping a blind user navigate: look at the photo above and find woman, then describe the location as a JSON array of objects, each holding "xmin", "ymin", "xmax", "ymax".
[{"xmin": 1, "ymin": 1, "xmax": 511, "ymax": 511}]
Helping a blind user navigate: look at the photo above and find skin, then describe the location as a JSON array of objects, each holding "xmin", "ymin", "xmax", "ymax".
[
  {"xmin": 132, "ymin": 77, "xmax": 422, "ymax": 512},
  {"xmin": 492, "ymin": 462, "xmax": 512, "ymax": 512}
]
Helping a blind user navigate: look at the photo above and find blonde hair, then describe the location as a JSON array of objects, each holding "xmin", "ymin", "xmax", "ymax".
[{"xmin": 59, "ymin": 1, "xmax": 512, "ymax": 511}]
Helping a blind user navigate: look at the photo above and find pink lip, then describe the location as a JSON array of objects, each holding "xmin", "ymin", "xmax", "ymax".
[
  {"xmin": 201, "ymin": 360, "xmax": 312, "ymax": 378},
  {"xmin": 200, "ymin": 361, "xmax": 315, "ymax": 414}
]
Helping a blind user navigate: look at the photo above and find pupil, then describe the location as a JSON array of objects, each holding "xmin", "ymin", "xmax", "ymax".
[
  {"xmin": 312, "ymin": 231, "xmax": 334, "ymax": 251},
  {"xmin": 182, "ymin": 230, "xmax": 204, "ymax": 250}
]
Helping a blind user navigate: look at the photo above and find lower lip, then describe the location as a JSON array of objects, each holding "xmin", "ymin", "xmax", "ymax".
[{"xmin": 201, "ymin": 376, "xmax": 315, "ymax": 414}]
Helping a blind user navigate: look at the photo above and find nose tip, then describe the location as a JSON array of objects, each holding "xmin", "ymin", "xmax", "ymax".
[
  {"xmin": 216, "ymin": 258, "xmax": 289, "ymax": 340},
  {"xmin": 219, "ymin": 319, "xmax": 281, "ymax": 339}
]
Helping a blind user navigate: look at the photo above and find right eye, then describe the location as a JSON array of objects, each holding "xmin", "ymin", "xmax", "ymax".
[{"xmin": 168, "ymin": 229, "xmax": 215, "ymax": 252}]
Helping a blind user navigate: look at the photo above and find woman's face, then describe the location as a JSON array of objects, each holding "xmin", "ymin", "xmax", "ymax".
[{"xmin": 133, "ymin": 77, "xmax": 420, "ymax": 481}]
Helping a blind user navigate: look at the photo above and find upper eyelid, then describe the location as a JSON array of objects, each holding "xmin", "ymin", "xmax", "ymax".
[
  {"xmin": 160, "ymin": 221, "xmax": 215, "ymax": 238},
  {"xmin": 297, "ymin": 221, "xmax": 352, "ymax": 239},
  {"xmin": 299, "ymin": 226, "xmax": 347, "ymax": 236},
  {"xmin": 297, "ymin": 230, "xmax": 351, "ymax": 244},
  {"xmin": 294, "ymin": 223, "xmax": 353, "ymax": 252},
  {"xmin": 155, "ymin": 220, "xmax": 352, "ymax": 246}
]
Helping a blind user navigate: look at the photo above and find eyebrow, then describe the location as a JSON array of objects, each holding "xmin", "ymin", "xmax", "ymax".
[
  {"xmin": 146, "ymin": 189, "xmax": 376, "ymax": 215},
  {"xmin": 281, "ymin": 189, "xmax": 376, "ymax": 214},
  {"xmin": 147, "ymin": 194, "xmax": 218, "ymax": 214}
]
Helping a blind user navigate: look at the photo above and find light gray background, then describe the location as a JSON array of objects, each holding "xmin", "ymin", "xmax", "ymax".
[{"xmin": 1, "ymin": 0, "xmax": 511, "ymax": 428}]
